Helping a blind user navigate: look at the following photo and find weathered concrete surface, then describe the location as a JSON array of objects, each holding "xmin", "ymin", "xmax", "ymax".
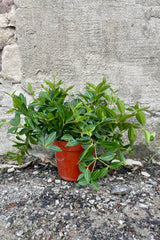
[{"xmin": 0, "ymin": 0, "xmax": 160, "ymax": 154}]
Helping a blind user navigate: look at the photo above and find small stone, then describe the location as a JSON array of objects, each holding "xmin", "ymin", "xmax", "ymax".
[
  {"xmin": 125, "ymin": 159, "xmax": 142, "ymax": 166},
  {"xmin": 47, "ymin": 178, "xmax": 52, "ymax": 183},
  {"xmin": 35, "ymin": 229, "xmax": 44, "ymax": 236},
  {"xmin": 141, "ymin": 171, "xmax": 150, "ymax": 177},
  {"xmin": 55, "ymin": 199, "xmax": 59, "ymax": 205},
  {"xmin": 55, "ymin": 179, "xmax": 61, "ymax": 184},
  {"xmin": 7, "ymin": 167, "xmax": 15, "ymax": 173},
  {"xmin": 16, "ymin": 230, "xmax": 24, "ymax": 237},
  {"xmin": 148, "ymin": 179, "xmax": 157, "ymax": 186},
  {"xmin": 118, "ymin": 220, "xmax": 125, "ymax": 225},
  {"xmin": 32, "ymin": 171, "xmax": 39, "ymax": 175},
  {"xmin": 111, "ymin": 184, "xmax": 132, "ymax": 195},
  {"xmin": 89, "ymin": 199, "xmax": 95, "ymax": 205},
  {"xmin": 139, "ymin": 203, "xmax": 149, "ymax": 209}
]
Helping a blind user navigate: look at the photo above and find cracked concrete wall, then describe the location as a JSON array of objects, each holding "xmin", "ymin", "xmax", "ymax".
[{"xmin": 0, "ymin": 0, "xmax": 160, "ymax": 155}]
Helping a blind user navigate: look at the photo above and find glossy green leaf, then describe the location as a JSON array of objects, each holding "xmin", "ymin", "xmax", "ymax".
[
  {"xmin": 13, "ymin": 96, "xmax": 22, "ymax": 108},
  {"xmin": 45, "ymin": 132, "xmax": 56, "ymax": 146},
  {"xmin": 47, "ymin": 145, "xmax": 62, "ymax": 152},
  {"xmin": 25, "ymin": 116, "xmax": 35, "ymax": 129},
  {"xmin": 10, "ymin": 112, "xmax": 20, "ymax": 126},
  {"xmin": 54, "ymin": 101, "xmax": 65, "ymax": 120},
  {"xmin": 77, "ymin": 173, "xmax": 85, "ymax": 181},
  {"xmin": 65, "ymin": 140, "xmax": 79, "ymax": 147},
  {"xmin": 128, "ymin": 127, "xmax": 137, "ymax": 145},
  {"xmin": 61, "ymin": 134, "xmax": 74, "ymax": 142},
  {"xmin": 84, "ymin": 168, "xmax": 91, "ymax": 183},
  {"xmin": 28, "ymin": 83, "xmax": 35, "ymax": 95},
  {"xmin": 77, "ymin": 179, "xmax": 88, "ymax": 186},
  {"xmin": 98, "ymin": 167, "xmax": 108, "ymax": 178},
  {"xmin": 136, "ymin": 111, "xmax": 146, "ymax": 126},
  {"xmin": 117, "ymin": 98, "xmax": 125, "ymax": 115},
  {"xmin": 144, "ymin": 130, "xmax": 150, "ymax": 146},
  {"xmin": 29, "ymin": 136, "xmax": 38, "ymax": 145},
  {"xmin": 110, "ymin": 161, "xmax": 123, "ymax": 169},
  {"xmin": 99, "ymin": 152, "xmax": 116, "ymax": 161},
  {"xmin": 91, "ymin": 180, "xmax": 99, "ymax": 190},
  {"xmin": 17, "ymin": 154, "xmax": 21, "ymax": 165},
  {"xmin": 91, "ymin": 170, "xmax": 100, "ymax": 180},
  {"xmin": 80, "ymin": 145, "xmax": 94, "ymax": 161},
  {"xmin": 118, "ymin": 150, "xmax": 126, "ymax": 164},
  {"xmin": 7, "ymin": 127, "xmax": 18, "ymax": 133},
  {"xmin": 79, "ymin": 162, "xmax": 86, "ymax": 173},
  {"xmin": 150, "ymin": 132, "xmax": 156, "ymax": 141}
]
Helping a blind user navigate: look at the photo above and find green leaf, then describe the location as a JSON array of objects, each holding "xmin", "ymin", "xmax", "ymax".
[
  {"xmin": 45, "ymin": 132, "xmax": 57, "ymax": 146},
  {"xmin": 99, "ymin": 152, "xmax": 116, "ymax": 161},
  {"xmin": 65, "ymin": 140, "xmax": 79, "ymax": 147},
  {"xmin": 150, "ymin": 132, "xmax": 156, "ymax": 141},
  {"xmin": 84, "ymin": 168, "xmax": 91, "ymax": 183},
  {"xmin": 80, "ymin": 145, "xmax": 94, "ymax": 161},
  {"xmin": 134, "ymin": 103, "xmax": 139, "ymax": 110},
  {"xmin": 28, "ymin": 83, "xmax": 35, "ymax": 95},
  {"xmin": 144, "ymin": 130, "xmax": 150, "ymax": 146},
  {"xmin": 98, "ymin": 167, "xmax": 108, "ymax": 178},
  {"xmin": 87, "ymin": 82, "xmax": 96, "ymax": 90},
  {"xmin": 29, "ymin": 136, "xmax": 38, "ymax": 145},
  {"xmin": 77, "ymin": 173, "xmax": 85, "ymax": 181},
  {"xmin": 91, "ymin": 170, "xmax": 100, "ymax": 180},
  {"xmin": 6, "ymin": 109, "xmax": 16, "ymax": 113},
  {"xmin": 7, "ymin": 127, "xmax": 18, "ymax": 133},
  {"xmin": 136, "ymin": 111, "xmax": 146, "ymax": 126},
  {"xmin": 79, "ymin": 162, "xmax": 86, "ymax": 173},
  {"xmin": 47, "ymin": 145, "xmax": 62, "ymax": 152},
  {"xmin": 61, "ymin": 134, "xmax": 74, "ymax": 142},
  {"xmin": 110, "ymin": 161, "xmax": 123, "ymax": 169},
  {"xmin": 118, "ymin": 150, "xmax": 126, "ymax": 164},
  {"xmin": 13, "ymin": 95, "xmax": 22, "ymax": 108},
  {"xmin": 19, "ymin": 128, "xmax": 30, "ymax": 135},
  {"xmin": 77, "ymin": 179, "xmax": 88, "ymax": 186},
  {"xmin": 17, "ymin": 154, "xmax": 21, "ymax": 165},
  {"xmin": 8, "ymin": 152, "xmax": 18, "ymax": 157},
  {"xmin": 99, "ymin": 141, "xmax": 119, "ymax": 151},
  {"xmin": 128, "ymin": 127, "xmax": 137, "ymax": 145},
  {"xmin": 91, "ymin": 180, "xmax": 99, "ymax": 190},
  {"xmin": 24, "ymin": 116, "xmax": 35, "ymax": 129},
  {"xmin": 55, "ymin": 102, "xmax": 65, "ymax": 120},
  {"xmin": 10, "ymin": 112, "xmax": 20, "ymax": 126},
  {"xmin": 117, "ymin": 98, "xmax": 125, "ymax": 115}
]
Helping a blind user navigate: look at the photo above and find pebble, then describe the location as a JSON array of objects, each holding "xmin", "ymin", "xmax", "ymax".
[
  {"xmin": 125, "ymin": 159, "xmax": 142, "ymax": 166},
  {"xmin": 148, "ymin": 179, "xmax": 158, "ymax": 186},
  {"xmin": 35, "ymin": 229, "xmax": 44, "ymax": 236},
  {"xmin": 89, "ymin": 199, "xmax": 95, "ymax": 205},
  {"xmin": 32, "ymin": 171, "xmax": 39, "ymax": 175},
  {"xmin": 47, "ymin": 178, "xmax": 53, "ymax": 183},
  {"xmin": 141, "ymin": 172, "xmax": 150, "ymax": 177},
  {"xmin": 139, "ymin": 203, "xmax": 149, "ymax": 209},
  {"xmin": 118, "ymin": 220, "xmax": 125, "ymax": 225},
  {"xmin": 55, "ymin": 179, "xmax": 61, "ymax": 184},
  {"xmin": 7, "ymin": 167, "xmax": 15, "ymax": 173},
  {"xmin": 16, "ymin": 230, "xmax": 24, "ymax": 237},
  {"xmin": 111, "ymin": 184, "xmax": 132, "ymax": 195}
]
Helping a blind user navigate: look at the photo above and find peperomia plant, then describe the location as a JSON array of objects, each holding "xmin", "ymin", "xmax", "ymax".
[{"xmin": 0, "ymin": 75, "xmax": 156, "ymax": 189}]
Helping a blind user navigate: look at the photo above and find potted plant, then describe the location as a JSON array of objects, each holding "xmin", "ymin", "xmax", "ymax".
[{"xmin": 0, "ymin": 74, "xmax": 156, "ymax": 189}]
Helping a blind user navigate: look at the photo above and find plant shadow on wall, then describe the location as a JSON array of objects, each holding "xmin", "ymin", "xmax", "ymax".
[{"xmin": 0, "ymin": 74, "xmax": 156, "ymax": 190}]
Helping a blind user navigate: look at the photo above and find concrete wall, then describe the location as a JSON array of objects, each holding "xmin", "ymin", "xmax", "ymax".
[{"xmin": 0, "ymin": 0, "xmax": 160, "ymax": 155}]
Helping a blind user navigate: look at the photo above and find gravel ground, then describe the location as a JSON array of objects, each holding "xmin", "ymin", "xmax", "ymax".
[{"xmin": 0, "ymin": 155, "xmax": 160, "ymax": 240}]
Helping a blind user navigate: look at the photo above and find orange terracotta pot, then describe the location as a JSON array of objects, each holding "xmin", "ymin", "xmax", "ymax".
[{"xmin": 53, "ymin": 140, "xmax": 93, "ymax": 182}]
